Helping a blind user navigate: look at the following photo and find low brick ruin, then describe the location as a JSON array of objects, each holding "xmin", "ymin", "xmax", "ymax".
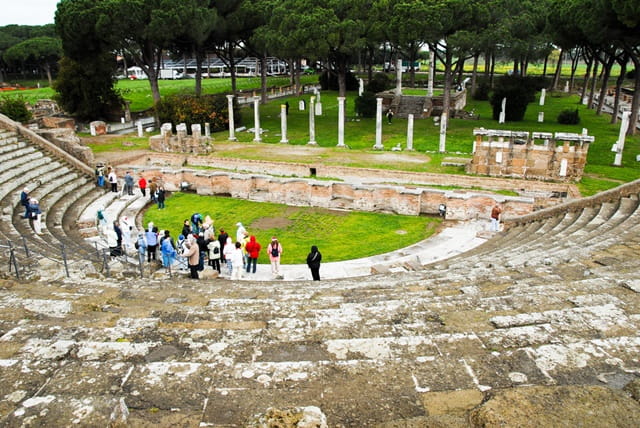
[
  {"xmin": 149, "ymin": 122, "xmax": 213, "ymax": 154},
  {"xmin": 467, "ymin": 128, "xmax": 593, "ymax": 182},
  {"xmin": 116, "ymin": 164, "xmax": 535, "ymax": 221}
]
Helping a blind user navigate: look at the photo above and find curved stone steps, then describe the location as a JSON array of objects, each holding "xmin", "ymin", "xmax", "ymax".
[
  {"xmin": 61, "ymin": 184, "xmax": 111, "ymax": 242},
  {"xmin": 0, "ymin": 152, "xmax": 47, "ymax": 189},
  {"xmin": 1, "ymin": 252, "xmax": 638, "ymax": 426},
  {"xmin": 0, "ymin": 131, "xmax": 21, "ymax": 149},
  {"xmin": 0, "ymin": 144, "xmax": 37, "ymax": 164},
  {"xmin": 479, "ymin": 209, "xmax": 586, "ymax": 264},
  {"xmin": 454, "ymin": 220, "xmax": 544, "ymax": 260},
  {"xmin": 33, "ymin": 177, "xmax": 99, "ymax": 261},
  {"xmin": 452, "ymin": 200, "xmax": 627, "ymax": 269},
  {"xmin": 0, "ymin": 139, "xmax": 26, "ymax": 155},
  {"xmin": 518, "ymin": 196, "xmax": 640, "ymax": 264}
]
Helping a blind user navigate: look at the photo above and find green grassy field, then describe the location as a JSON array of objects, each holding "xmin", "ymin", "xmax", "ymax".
[{"xmin": 143, "ymin": 193, "xmax": 440, "ymax": 264}]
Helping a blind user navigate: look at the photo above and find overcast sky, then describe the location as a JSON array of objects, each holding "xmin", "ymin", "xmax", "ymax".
[{"xmin": 0, "ymin": 0, "xmax": 59, "ymax": 26}]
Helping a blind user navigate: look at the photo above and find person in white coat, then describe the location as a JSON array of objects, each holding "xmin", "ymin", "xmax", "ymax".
[
  {"xmin": 223, "ymin": 237, "xmax": 235, "ymax": 276},
  {"xmin": 235, "ymin": 222, "xmax": 246, "ymax": 244},
  {"xmin": 229, "ymin": 242, "xmax": 244, "ymax": 280}
]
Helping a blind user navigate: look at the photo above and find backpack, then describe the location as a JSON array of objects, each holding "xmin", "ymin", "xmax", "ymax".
[{"xmin": 271, "ymin": 244, "xmax": 279, "ymax": 257}]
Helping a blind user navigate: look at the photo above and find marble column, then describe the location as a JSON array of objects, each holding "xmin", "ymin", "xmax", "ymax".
[
  {"xmin": 337, "ymin": 97, "xmax": 346, "ymax": 147},
  {"xmin": 279, "ymin": 104, "xmax": 289, "ymax": 144},
  {"xmin": 307, "ymin": 96, "xmax": 317, "ymax": 145},
  {"xmin": 253, "ymin": 96, "xmax": 261, "ymax": 142},
  {"xmin": 613, "ymin": 111, "xmax": 631, "ymax": 166},
  {"xmin": 406, "ymin": 114, "xmax": 414, "ymax": 151},
  {"xmin": 395, "ymin": 58, "xmax": 403, "ymax": 96},
  {"xmin": 373, "ymin": 97, "xmax": 384, "ymax": 150},
  {"xmin": 226, "ymin": 95, "xmax": 237, "ymax": 141},
  {"xmin": 439, "ymin": 112, "xmax": 448, "ymax": 153},
  {"xmin": 428, "ymin": 50, "xmax": 435, "ymax": 97},
  {"xmin": 499, "ymin": 98, "xmax": 506, "ymax": 124}
]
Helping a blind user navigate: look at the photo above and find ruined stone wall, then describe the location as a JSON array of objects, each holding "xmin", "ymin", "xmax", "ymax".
[
  {"xmin": 119, "ymin": 165, "xmax": 535, "ymax": 220},
  {"xmin": 123, "ymin": 152, "xmax": 579, "ymax": 198},
  {"xmin": 467, "ymin": 129, "xmax": 592, "ymax": 182}
]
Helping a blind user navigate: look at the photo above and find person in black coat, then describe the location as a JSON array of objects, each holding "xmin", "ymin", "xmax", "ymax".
[
  {"xmin": 113, "ymin": 220, "xmax": 123, "ymax": 256},
  {"xmin": 181, "ymin": 219, "xmax": 191, "ymax": 238},
  {"xmin": 218, "ymin": 229, "xmax": 229, "ymax": 263},
  {"xmin": 306, "ymin": 245, "xmax": 322, "ymax": 281}
]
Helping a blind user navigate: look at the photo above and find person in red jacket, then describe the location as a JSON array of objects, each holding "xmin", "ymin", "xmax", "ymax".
[
  {"xmin": 138, "ymin": 176, "xmax": 147, "ymax": 197},
  {"xmin": 244, "ymin": 235, "xmax": 261, "ymax": 274}
]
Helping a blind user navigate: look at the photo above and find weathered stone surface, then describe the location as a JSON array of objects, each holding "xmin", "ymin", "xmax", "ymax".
[{"xmin": 469, "ymin": 385, "xmax": 640, "ymax": 427}]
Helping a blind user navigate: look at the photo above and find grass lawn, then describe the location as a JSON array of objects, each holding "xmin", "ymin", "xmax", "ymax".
[{"xmin": 143, "ymin": 193, "xmax": 441, "ymax": 265}]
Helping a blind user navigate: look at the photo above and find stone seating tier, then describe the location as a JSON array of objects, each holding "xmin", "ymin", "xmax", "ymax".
[{"xmin": 0, "ymin": 243, "xmax": 638, "ymax": 425}]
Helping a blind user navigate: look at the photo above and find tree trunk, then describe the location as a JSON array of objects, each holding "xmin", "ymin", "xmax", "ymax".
[
  {"xmin": 337, "ymin": 59, "xmax": 347, "ymax": 97},
  {"xmin": 229, "ymin": 52, "xmax": 237, "ymax": 96},
  {"xmin": 44, "ymin": 63, "xmax": 53, "ymax": 87},
  {"xmin": 195, "ymin": 52, "xmax": 203, "ymax": 97},
  {"xmin": 587, "ymin": 59, "xmax": 599, "ymax": 109},
  {"xmin": 260, "ymin": 55, "xmax": 267, "ymax": 104},
  {"xmin": 367, "ymin": 46, "xmax": 374, "ymax": 82},
  {"xmin": 456, "ymin": 57, "xmax": 465, "ymax": 84},
  {"xmin": 611, "ymin": 55, "xmax": 627, "ymax": 125},
  {"xmin": 442, "ymin": 48, "xmax": 453, "ymax": 117},
  {"xmin": 569, "ymin": 50, "xmax": 580, "ymax": 91},
  {"xmin": 596, "ymin": 54, "xmax": 615, "ymax": 115},
  {"xmin": 295, "ymin": 58, "xmax": 301, "ymax": 95},
  {"xmin": 542, "ymin": 53, "xmax": 548, "ymax": 77},
  {"xmin": 580, "ymin": 55, "xmax": 592, "ymax": 103},
  {"xmin": 484, "ymin": 52, "xmax": 490, "ymax": 77},
  {"xmin": 628, "ymin": 56, "xmax": 640, "ymax": 136},
  {"xmin": 471, "ymin": 53, "xmax": 479, "ymax": 95},
  {"xmin": 288, "ymin": 58, "xmax": 294, "ymax": 85},
  {"xmin": 551, "ymin": 49, "xmax": 563, "ymax": 90},
  {"xmin": 489, "ymin": 53, "xmax": 496, "ymax": 88}
]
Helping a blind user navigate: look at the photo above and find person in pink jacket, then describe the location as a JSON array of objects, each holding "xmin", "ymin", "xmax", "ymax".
[
  {"xmin": 267, "ymin": 237, "xmax": 282, "ymax": 277},
  {"xmin": 184, "ymin": 235, "xmax": 200, "ymax": 279}
]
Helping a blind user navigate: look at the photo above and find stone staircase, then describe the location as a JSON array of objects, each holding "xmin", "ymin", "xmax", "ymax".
[
  {"xmin": 0, "ymin": 126, "xmax": 116, "ymax": 277},
  {"xmin": 0, "ymin": 179, "xmax": 639, "ymax": 426}
]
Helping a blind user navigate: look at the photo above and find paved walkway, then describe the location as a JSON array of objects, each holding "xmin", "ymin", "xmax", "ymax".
[{"xmin": 214, "ymin": 219, "xmax": 491, "ymax": 281}]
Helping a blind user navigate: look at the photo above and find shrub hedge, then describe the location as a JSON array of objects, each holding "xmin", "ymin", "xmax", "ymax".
[{"xmin": 154, "ymin": 94, "xmax": 242, "ymax": 133}]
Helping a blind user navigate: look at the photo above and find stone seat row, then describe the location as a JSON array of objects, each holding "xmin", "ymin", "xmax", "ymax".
[
  {"xmin": 0, "ymin": 129, "xmax": 99, "ymax": 268},
  {"xmin": 443, "ymin": 194, "xmax": 639, "ymax": 271},
  {"xmin": 1, "ymin": 249, "xmax": 638, "ymax": 426}
]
